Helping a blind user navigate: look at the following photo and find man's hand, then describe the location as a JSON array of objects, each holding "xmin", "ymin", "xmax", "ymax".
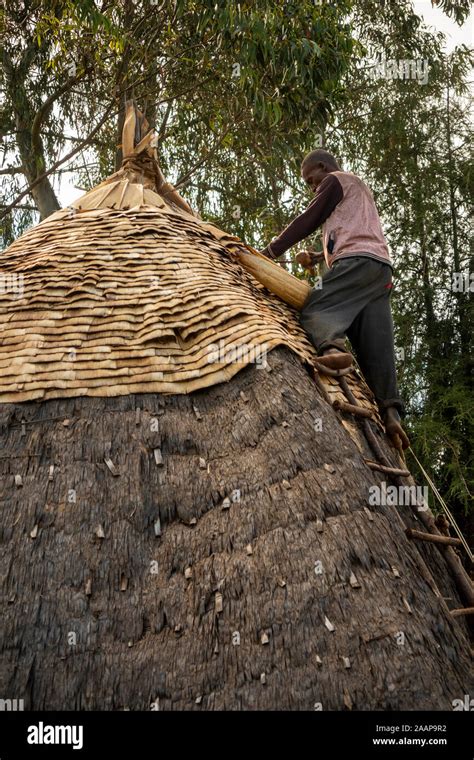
[{"xmin": 295, "ymin": 249, "xmax": 324, "ymax": 270}]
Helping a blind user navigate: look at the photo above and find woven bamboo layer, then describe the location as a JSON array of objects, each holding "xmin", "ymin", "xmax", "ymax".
[
  {"xmin": 0, "ymin": 171, "xmax": 326, "ymax": 402},
  {"xmin": 0, "ymin": 129, "xmax": 380, "ymax": 421}
]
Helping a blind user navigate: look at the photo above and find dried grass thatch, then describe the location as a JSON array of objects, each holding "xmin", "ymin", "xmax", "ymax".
[{"xmin": 0, "ymin": 103, "xmax": 472, "ymax": 710}]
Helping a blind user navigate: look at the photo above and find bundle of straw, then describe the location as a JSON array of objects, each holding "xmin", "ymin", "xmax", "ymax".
[{"xmin": 236, "ymin": 245, "xmax": 311, "ymax": 311}]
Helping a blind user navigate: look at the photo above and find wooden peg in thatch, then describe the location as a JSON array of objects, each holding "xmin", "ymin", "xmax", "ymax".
[
  {"xmin": 95, "ymin": 525, "xmax": 105, "ymax": 540},
  {"xmin": 260, "ymin": 673, "xmax": 266, "ymax": 685},
  {"xmin": 349, "ymin": 572, "xmax": 361, "ymax": 589},
  {"xmin": 85, "ymin": 578, "xmax": 92, "ymax": 596},
  {"xmin": 198, "ymin": 457, "xmax": 206, "ymax": 469},
  {"xmin": 282, "ymin": 479, "xmax": 291, "ymax": 489},
  {"xmin": 261, "ymin": 631, "xmax": 270, "ymax": 645},
  {"xmin": 391, "ymin": 566, "xmax": 401, "ymax": 578},
  {"xmin": 221, "ymin": 497, "xmax": 231, "ymax": 510},
  {"xmin": 193, "ymin": 404, "xmax": 202, "ymax": 420},
  {"xmin": 48, "ymin": 465, "xmax": 55, "ymax": 481},
  {"xmin": 405, "ymin": 527, "xmax": 462, "ymax": 547},
  {"xmin": 315, "ymin": 655, "xmax": 322, "ymax": 666},
  {"xmin": 364, "ymin": 507, "xmax": 374, "ymax": 521},
  {"xmin": 343, "ymin": 689, "xmax": 353, "ymax": 710},
  {"xmin": 21, "ymin": 420, "xmax": 26, "ymax": 436},
  {"xmin": 120, "ymin": 575, "xmax": 128, "ymax": 592},
  {"xmin": 153, "ymin": 448, "xmax": 163, "ymax": 466},
  {"xmin": 343, "ymin": 657, "xmax": 351, "ymax": 669},
  {"xmin": 154, "ymin": 517, "xmax": 162, "ymax": 537},
  {"xmin": 135, "ymin": 407, "xmax": 141, "ymax": 426},
  {"xmin": 324, "ymin": 616, "xmax": 335, "ymax": 632},
  {"xmin": 195, "ymin": 695, "xmax": 202, "ymax": 704},
  {"xmin": 450, "ymin": 607, "xmax": 474, "ymax": 618},
  {"xmin": 246, "ymin": 543, "xmax": 253, "ymax": 555},
  {"xmin": 104, "ymin": 457, "xmax": 119, "ymax": 476},
  {"xmin": 403, "ymin": 597, "xmax": 412, "ymax": 614},
  {"xmin": 184, "ymin": 566, "xmax": 192, "ymax": 580},
  {"xmin": 30, "ymin": 524, "xmax": 39, "ymax": 539},
  {"xmin": 215, "ymin": 592, "xmax": 223, "ymax": 613},
  {"xmin": 14, "ymin": 474, "xmax": 23, "ymax": 487},
  {"xmin": 316, "ymin": 519, "xmax": 324, "ymax": 533}
]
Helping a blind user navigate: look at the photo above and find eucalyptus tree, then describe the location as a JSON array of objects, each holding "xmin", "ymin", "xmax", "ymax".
[{"xmin": 1, "ymin": 0, "xmax": 355, "ymax": 243}]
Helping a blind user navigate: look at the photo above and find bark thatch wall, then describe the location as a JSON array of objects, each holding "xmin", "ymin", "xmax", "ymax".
[{"xmin": 1, "ymin": 346, "xmax": 471, "ymax": 710}]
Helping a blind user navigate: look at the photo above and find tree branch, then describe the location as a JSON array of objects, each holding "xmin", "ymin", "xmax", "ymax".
[
  {"xmin": 0, "ymin": 101, "xmax": 116, "ymax": 220},
  {"xmin": 0, "ymin": 165, "xmax": 25, "ymax": 175},
  {"xmin": 174, "ymin": 118, "xmax": 243, "ymax": 189},
  {"xmin": 31, "ymin": 69, "xmax": 92, "ymax": 155}
]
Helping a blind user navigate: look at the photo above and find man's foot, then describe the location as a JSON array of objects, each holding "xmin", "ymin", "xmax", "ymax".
[
  {"xmin": 317, "ymin": 348, "xmax": 353, "ymax": 371},
  {"xmin": 384, "ymin": 407, "xmax": 410, "ymax": 450}
]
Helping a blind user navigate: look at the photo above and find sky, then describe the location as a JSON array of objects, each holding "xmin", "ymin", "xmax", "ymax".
[
  {"xmin": 55, "ymin": 1, "xmax": 473, "ymax": 207},
  {"xmin": 413, "ymin": 0, "xmax": 473, "ymax": 50}
]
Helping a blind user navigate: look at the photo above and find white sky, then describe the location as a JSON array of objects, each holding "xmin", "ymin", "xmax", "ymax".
[
  {"xmin": 413, "ymin": 0, "xmax": 473, "ymax": 49},
  {"xmin": 54, "ymin": 2, "xmax": 473, "ymax": 207}
]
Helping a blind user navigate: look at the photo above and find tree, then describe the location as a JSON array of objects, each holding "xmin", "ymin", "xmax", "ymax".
[{"xmin": 1, "ymin": 0, "xmax": 355, "ymax": 240}]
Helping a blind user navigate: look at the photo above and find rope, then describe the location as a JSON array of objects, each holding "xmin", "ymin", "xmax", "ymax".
[
  {"xmin": 332, "ymin": 373, "xmax": 473, "ymax": 563},
  {"xmin": 408, "ymin": 447, "xmax": 473, "ymax": 562}
]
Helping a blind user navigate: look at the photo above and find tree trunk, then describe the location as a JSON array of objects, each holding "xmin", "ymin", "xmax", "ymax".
[{"xmin": 3, "ymin": 49, "xmax": 60, "ymax": 220}]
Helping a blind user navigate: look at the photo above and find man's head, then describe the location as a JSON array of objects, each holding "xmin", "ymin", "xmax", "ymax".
[{"xmin": 301, "ymin": 149, "xmax": 341, "ymax": 192}]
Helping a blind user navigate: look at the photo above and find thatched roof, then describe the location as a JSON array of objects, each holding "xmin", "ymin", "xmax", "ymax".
[
  {"xmin": 0, "ymin": 103, "xmax": 471, "ymax": 710},
  {"xmin": 0, "ymin": 103, "xmax": 381, "ymax": 427}
]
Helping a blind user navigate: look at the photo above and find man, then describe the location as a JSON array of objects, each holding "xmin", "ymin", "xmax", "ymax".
[{"xmin": 260, "ymin": 149, "xmax": 409, "ymax": 450}]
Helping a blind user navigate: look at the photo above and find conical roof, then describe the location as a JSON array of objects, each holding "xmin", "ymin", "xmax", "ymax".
[
  {"xmin": 0, "ymin": 104, "xmax": 315, "ymax": 401},
  {"xmin": 0, "ymin": 103, "xmax": 381, "ymax": 426},
  {"xmin": 1, "ymin": 103, "xmax": 471, "ymax": 712}
]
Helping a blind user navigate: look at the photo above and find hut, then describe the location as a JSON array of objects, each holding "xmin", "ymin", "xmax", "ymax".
[{"xmin": 0, "ymin": 103, "xmax": 472, "ymax": 710}]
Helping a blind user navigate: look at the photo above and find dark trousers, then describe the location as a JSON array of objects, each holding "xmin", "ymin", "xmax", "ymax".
[{"xmin": 300, "ymin": 256, "xmax": 404, "ymax": 416}]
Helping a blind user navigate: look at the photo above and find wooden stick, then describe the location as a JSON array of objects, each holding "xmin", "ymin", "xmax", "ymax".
[
  {"xmin": 450, "ymin": 607, "xmax": 474, "ymax": 618},
  {"xmin": 310, "ymin": 367, "xmax": 332, "ymax": 406},
  {"xmin": 364, "ymin": 460, "xmax": 410, "ymax": 476},
  {"xmin": 405, "ymin": 528, "xmax": 462, "ymax": 547},
  {"xmin": 333, "ymin": 399, "xmax": 373, "ymax": 418}
]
